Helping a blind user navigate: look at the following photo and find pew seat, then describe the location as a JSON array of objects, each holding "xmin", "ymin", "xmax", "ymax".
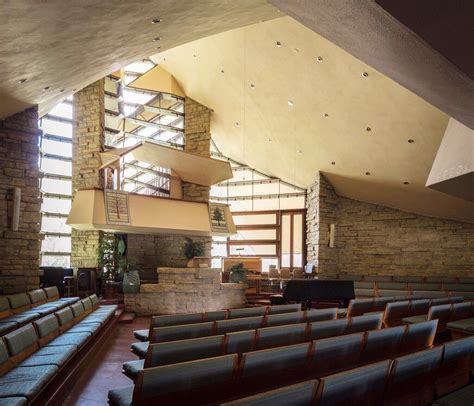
[
  {"xmin": 447, "ymin": 317, "xmax": 474, "ymax": 338},
  {"xmin": 0, "ymin": 364, "xmax": 58, "ymax": 399},
  {"xmin": 0, "ymin": 397, "xmax": 28, "ymax": 406}
]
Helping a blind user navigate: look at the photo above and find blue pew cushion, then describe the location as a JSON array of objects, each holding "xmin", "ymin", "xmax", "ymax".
[
  {"xmin": 46, "ymin": 332, "xmax": 90, "ymax": 347},
  {"xmin": 65, "ymin": 323, "xmax": 100, "ymax": 335},
  {"xmin": 133, "ymin": 329, "xmax": 148, "ymax": 342},
  {"xmin": 131, "ymin": 341, "xmax": 149, "ymax": 358},
  {"xmin": 0, "ymin": 365, "xmax": 58, "ymax": 399},
  {"xmin": 0, "ymin": 397, "xmax": 28, "ymax": 406},
  {"xmin": 122, "ymin": 359, "xmax": 144, "ymax": 380},
  {"xmin": 19, "ymin": 349, "xmax": 73, "ymax": 367},
  {"xmin": 108, "ymin": 386, "xmax": 133, "ymax": 406},
  {"xmin": 4, "ymin": 324, "xmax": 38, "ymax": 356}
]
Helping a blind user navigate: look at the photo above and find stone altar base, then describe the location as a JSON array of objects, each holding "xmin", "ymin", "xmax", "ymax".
[{"xmin": 124, "ymin": 267, "xmax": 246, "ymax": 315}]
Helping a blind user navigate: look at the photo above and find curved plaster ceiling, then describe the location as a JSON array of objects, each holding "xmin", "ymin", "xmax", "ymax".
[
  {"xmin": 0, "ymin": 0, "xmax": 279, "ymax": 119},
  {"xmin": 151, "ymin": 16, "xmax": 474, "ymax": 223}
]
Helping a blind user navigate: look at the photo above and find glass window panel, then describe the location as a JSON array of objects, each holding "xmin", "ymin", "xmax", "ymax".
[
  {"xmin": 42, "ymin": 197, "xmax": 71, "ymax": 214},
  {"xmin": 40, "ymin": 119, "xmax": 72, "ymax": 138},
  {"xmin": 41, "ymin": 178, "xmax": 71, "ymax": 195},
  {"xmin": 252, "ymin": 198, "xmax": 279, "ymax": 211},
  {"xmin": 229, "ymin": 244, "xmax": 276, "ymax": 256},
  {"xmin": 212, "ymin": 242, "xmax": 227, "ymax": 257},
  {"xmin": 41, "ymin": 158, "xmax": 71, "ymax": 176},
  {"xmin": 123, "ymin": 89, "xmax": 155, "ymax": 105},
  {"xmin": 229, "ymin": 229, "xmax": 277, "ymax": 241},
  {"xmin": 41, "ymin": 255, "xmax": 70, "ymax": 267},
  {"xmin": 233, "ymin": 213, "xmax": 277, "ymax": 226},
  {"xmin": 105, "ymin": 114, "xmax": 121, "ymax": 130},
  {"xmin": 105, "ymin": 96, "xmax": 119, "ymax": 112},
  {"xmin": 227, "ymin": 184, "xmax": 253, "ymax": 197},
  {"xmin": 41, "ymin": 236, "xmax": 71, "ymax": 253},
  {"xmin": 229, "ymin": 200, "xmax": 252, "ymax": 211},
  {"xmin": 279, "ymin": 196, "xmax": 306, "ymax": 210},
  {"xmin": 41, "ymin": 139, "xmax": 72, "ymax": 157},
  {"xmin": 48, "ymin": 103, "xmax": 72, "ymax": 119},
  {"xmin": 262, "ymin": 258, "xmax": 279, "ymax": 272},
  {"xmin": 231, "ymin": 169, "xmax": 253, "ymax": 182},
  {"xmin": 293, "ymin": 214, "xmax": 303, "ymax": 267},
  {"xmin": 212, "ymin": 258, "xmax": 223, "ymax": 269},
  {"xmin": 41, "ymin": 217, "xmax": 71, "ymax": 233},
  {"xmin": 281, "ymin": 214, "xmax": 291, "ymax": 267},
  {"xmin": 281, "ymin": 253, "xmax": 291, "ymax": 268},
  {"xmin": 252, "ymin": 182, "xmax": 279, "ymax": 195},
  {"xmin": 105, "ymin": 78, "xmax": 118, "ymax": 94}
]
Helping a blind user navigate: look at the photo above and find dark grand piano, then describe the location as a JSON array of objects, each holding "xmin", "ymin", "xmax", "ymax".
[{"xmin": 271, "ymin": 279, "xmax": 355, "ymax": 308}]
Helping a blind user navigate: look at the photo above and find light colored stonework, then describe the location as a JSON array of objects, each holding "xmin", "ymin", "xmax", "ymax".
[
  {"xmin": 124, "ymin": 267, "xmax": 246, "ymax": 315},
  {"xmin": 307, "ymin": 172, "xmax": 474, "ymax": 278}
]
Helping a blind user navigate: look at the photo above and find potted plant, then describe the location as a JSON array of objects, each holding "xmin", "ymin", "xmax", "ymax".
[
  {"xmin": 229, "ymin": 262, "xmax": 248, "ymax": 283},
  {"xmin": 184, "ymin": 237, "xmax": 206, "ymax": 267}
]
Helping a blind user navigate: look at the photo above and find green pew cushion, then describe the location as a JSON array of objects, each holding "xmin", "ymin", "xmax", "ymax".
[
  {"xmin": 27, "ymin": 290, "xmax": 46, "ymax": 305},
  {"xmin": 0, "ymin": 340, "xmax": 9, "ymax": 365},
  {"xmin": 45, "ymin": 332, "xmax": 90, "ymax": 347},
  {"xmin": 122, "ymin": 359, "xmax": 144, "ymax": 380},
  {"xmin": 64, "ymin": 323, "xmax": 100, "ymax": 335},
  {"xmin": 131, "ymin": 341, "xmax": 149, "ymax": 358},
  {"xmin": 446, "ymin": 318, "xmax": 474, "ymax": 332},
  {"xmin": 133, "ymin": 329, "xmax": 149, "ymax": 341},
  {"xmin": 433, "ymin": 383, "xmax": 474, "ymax": 405},
  {"xmin": 0, "ymin": 365, "xmax": 58, "ymax": 399},
  {"xmin": 0, "ymin": 397, "xmax": 28, "ymax": 406},
  {"xmin": 4, "ymin": 324, "xmax": 38, "ymax": 356},
  {"xmin": 19, "ymin": 349, "xmax": 73, "ymax": 367},
  {"xmin": 34, "ymin": 314, "xmax": 59, "ymax": 338},
  {"xmin": 55, "ymin": 307, "xmax": 74, "ymax": 326},
  {"xmin": 402, "ymin": 315, "xmax": 428, "ymax": 324},
  {"xmin": 7, "ymin": 294, "xmax": 30, "ymax": 310},
  {"xmin": 43, "ymin": 287, "xmax": 59, "ymax": 299},
  {"xmin": 108, "ymin": 386, "xmax": 133, "ymax": 406},
  {"xmin": 0, "ymin": 297, "xmax": 11, "ymax": 313}
]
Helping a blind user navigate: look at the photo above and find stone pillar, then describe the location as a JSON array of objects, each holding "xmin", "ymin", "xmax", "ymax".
[
  {"xmin": 306, "ymin": 172, "xmax": 339, "ymax": 276},
  {"xmin": 0, "ymin": 107, "xmax": 41, "ymax": 294},
  {"xmin": 182, "ymin": 97, "xmax": 211, "ymax": 202},
  {"xmin": 71, "ymin": 80, "xmax": 105, "ymax": 268}
]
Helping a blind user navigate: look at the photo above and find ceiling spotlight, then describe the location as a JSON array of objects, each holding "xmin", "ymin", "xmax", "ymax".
[
  {"xmin": 276, "ymin": 41, "xmax": 282, "ymax": 47},
  {"xmin": 317, "ymin": 56, "xmax": 323, "ymax": 62},
  {"xmin": 366, "ymin": 127, "xmax": 372, "ymax": 132},
  {"xmin": 362, "ymin": 72, "xmax": 369, "ymax": 77},
  {"xmin": 287, "ymin": 100, "xmax": 294, "ymax": 107},
  {"xmin": 18, "ymin": 78, "xmax": 27, "ymax": 84},
  {"xmin": 331, "ymin": 161, "xmax": 336, "ymax": 165},
  {"xmin": 365, "ymin": 172, "xmax": 371, "ymax": 175},
  {"xmin": 250, "ymin": 83, "xmax": 255, "ymax": 89},
  {"xmin": 235, "ymin": 122, "xmax": 240, "ymax": 127},
  {"xmin": 404, "ymin": 181, "xmax": 410, "ymax": 185},
  {"xmin": 193, "ymin": 54, "xmax": 197, "ymax": 58},
  {"xmin": 294, "ymin": 48, "xmax": 299, "ymax": 53},
  {"xmin": 408, "ymin": 139, "xmax": 414, "ymax": 143},
  {"xmin": 42, "ymin": 86, "xmax": 50, "ymax": 91},
  {"xmin": 297, "ymin": 150, "xmax": 302, "ymax": 154},
  {"xmin": 59, "ymin": 89, "xmax": 65, "ymax": 92},
  {"xmin": 151, "ymin": 18, "xmax": 162, "ymax": 24},
  {"xmin": 220, "ymin": 69, "xmax": 225, "ymax": 73},
  {"xmin": 268, "ymin": 138, "xmax": 272, "ymax": 142},
  {"xmin": 153, "ymin": 37, "xmax": 161, "ymax": 42},
  {"xmin": 323, "ymin": 113, "xmax": 329, "ymax": 118}
]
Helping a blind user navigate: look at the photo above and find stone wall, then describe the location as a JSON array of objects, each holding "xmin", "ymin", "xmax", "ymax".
[
  {"xmin": 307, "ymin": 171, "xmax": 474, "ymax": 278},
  {"xmin": 71, "ymin": 80, "xmax": 105, "ymax": 268},
  {"xmin": 124, "ymin": 267, "xmax": 246, "ymax": 315},
  {"xmin": 0, "ymin": 108, "xmax": 41, "ymax": 294}
]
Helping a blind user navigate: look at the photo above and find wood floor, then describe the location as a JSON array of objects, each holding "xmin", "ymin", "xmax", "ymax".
[{"xmin": 61, "ymin": 316, "xmax": 150, "ymax": 406}]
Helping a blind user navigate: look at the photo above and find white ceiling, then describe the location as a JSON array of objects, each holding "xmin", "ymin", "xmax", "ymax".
[
  {"xmin": 152, "ymin": 16, "xmax": 474, "ymax": 223},
  {"xmin": 0, "ymin": 0, "xmax": 279, "ymax": 118}
]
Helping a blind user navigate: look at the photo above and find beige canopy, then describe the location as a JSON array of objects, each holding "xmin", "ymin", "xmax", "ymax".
[
  {"xmin": 67, "ymin": 189, "xmax": 236, "ymax": 237},
  {"xmin": 99, "ymin": 141, "xmax": 233, "ymax": 186}
]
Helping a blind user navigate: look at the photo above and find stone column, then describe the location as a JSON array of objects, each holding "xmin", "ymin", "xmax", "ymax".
[
  {"xmin": 71, "ymin": 80, "xmax": 105, "ymax": 268},
  {"xmin": 0, "ymin": 107, "xmax": 41, "ymax": 294}
]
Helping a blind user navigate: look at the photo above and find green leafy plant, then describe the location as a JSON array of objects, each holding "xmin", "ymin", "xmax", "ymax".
[
  {"xmin": 184, "ymin": 237, "xmax": 205, "ymax": 260},
  {"xmin": 97, "ymin": 234, "xmax": 137, "ymax": 284},
  {"xmin": 229, "ymin": 262, "xmax": 248, "ymax": 283}
]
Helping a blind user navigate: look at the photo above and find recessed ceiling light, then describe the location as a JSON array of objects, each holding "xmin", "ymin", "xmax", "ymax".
[
  {"xmin": 297, "ymin": 149, "xmax": 302, "ymax": 154},
  {"xmin": 268, "ymin": 138, "xmax": 272, "ymax": 142},
  {"xmin": 404, "ymin": 181, "xmax": 409, "ymax": 185},
  {"xmin": 288, "ymin": 100, "xmax": 294, "ymax": 107},
  {"xmin": 235, "ymin": 122, "xmax": 240, "ymax": 127},
  {"xmin": 151, "ymin": 18, "xmax": 162, "ymax": 24},
  {"xmin": 276, "ymin": 41, "xmax": 282, "ymax": 47},
  {"xmin": 18, "ymin": 78, "xmax": 27, "ymax": 84},
  {"xmin": 317, "ymin": 56, "xmax": 323, "ymax": 62},
  {"xmin": 193, "ymin": 54, "xmax": 197, "ymax": 58},
  {"xmin": 294, "ymin": 48, "xmax": 299, "ymax": 53},
  {"xmin": 362, "ymin": 72, "xmax": 369, "ymax": 77},
  {"xmin": 331, "ymin": 161, "xmax": 336, "ymax": 165},
  {"xmin": 365, "ymin": 172, "xmax": 371, "ymax": 175},
  {"xmin": 366, "ymin": 127, "xmax": 372, "ymax": 132},
  {"xmin": 42, "ymin": 86, "xmax": 50, "ymax": 91},
  {"xmin": 250, "ymin": 83, "xmax": 255, "ymax": 89},
  {"xmin": 408, "ymin": 139, "xmax": 414, "ymax": 143},
  {"xmin": 153, "ymin": 37, "xmax": 161, "ymax": 42},
  {"xmin": 323, "ymin": 113, "xmax": 329, "ymax": 118},
  {"xmin": 59, "ymin": 89, "xmax": 65, "ymax": 93},
  {"xmin": 220, "ymin": 69, "xmax": 225, "ymax": 73}
]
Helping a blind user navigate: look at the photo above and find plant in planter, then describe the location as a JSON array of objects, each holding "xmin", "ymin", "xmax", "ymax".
[
  {"xmin": 184, "ymin": 237, "xmax": 205, "ymax": 267},
  {"xmin": 229, "ymin": 262, "xmax": 248, "ymax": 283}
]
